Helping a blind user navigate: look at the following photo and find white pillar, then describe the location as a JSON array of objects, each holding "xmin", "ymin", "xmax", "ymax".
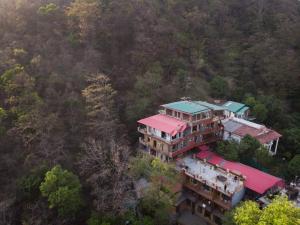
[{"xmin": 274, "ymin": 138, "xmax": 279, "ymax": 155}]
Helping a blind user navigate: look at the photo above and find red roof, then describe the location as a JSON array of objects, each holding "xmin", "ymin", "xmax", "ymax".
[
  {"xmin": 196, "ymin": 147, "xmax": 284, "ymax": 194},
  {"xmin": 232, "ymin": 124, "xmax": 281, "ymax": 144},
  {"xmin": 138, "ymin": 114, "xmax": 187, "ymax": 136},
  {"xmin": 256, "ymin": 130, "xmax": 282, "ymax": 144}
]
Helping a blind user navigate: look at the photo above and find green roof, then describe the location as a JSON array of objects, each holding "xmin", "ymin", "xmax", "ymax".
[
  {"xmin": 236, "ymin": 106, "xmax": 249, "ymax": 115},
  {"xmin": 162, "ymin": 101, "xmax": 209, "ymax": 115},
  {"xmin": 195, "ymin": 101, "xmax": 226, "ymax": 111},
  {"xmin": 222, "ymin": 101, "xmax": 247, "ymax": 113}
]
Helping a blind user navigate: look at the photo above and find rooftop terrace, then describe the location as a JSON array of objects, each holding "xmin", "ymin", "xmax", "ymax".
[
  {"xmin": 196, "ymin": 148, "xmax": 284, "ymax": 194},
  {"xmin": 180, "ymin": 157, "xmax": 244, "ymax": 196}
]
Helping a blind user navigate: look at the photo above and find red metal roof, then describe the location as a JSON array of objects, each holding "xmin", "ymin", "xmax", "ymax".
[
  {"xmin": 196, "ymin": 148, "xmax": 284, "ymax": 194},
  {"xmin": 138, "ymin": 114, "xmax": 187, "ymax": 136}
]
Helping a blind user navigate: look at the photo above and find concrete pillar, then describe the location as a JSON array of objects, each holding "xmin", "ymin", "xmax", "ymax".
[{"xmin": 274, "ymin": 138, "xmax": 279, "ymax": 155}]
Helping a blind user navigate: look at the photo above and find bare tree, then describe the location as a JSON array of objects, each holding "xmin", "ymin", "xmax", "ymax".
[{"xmin": 79, "ymin": 138, "xmax": 131, "ymax": 214}]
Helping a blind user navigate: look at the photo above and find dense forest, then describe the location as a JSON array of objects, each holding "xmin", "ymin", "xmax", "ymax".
[{"xmin": 0, "ymin": 0, "xmax": 300, "ymax": 224}]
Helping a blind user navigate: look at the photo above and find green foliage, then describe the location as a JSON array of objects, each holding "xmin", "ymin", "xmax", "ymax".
[
  {"xmin": 255, "ymin": 147, "xmax": 274, "ymax": 168},
  {"xmin": 232, "ymin": 196, "xmax": 300, "ymax": 225},
  {"xmin": 40, "ymin": 165, "xmax": 83, "ymax": 217},
  {"xmin": 210, "ymin": 76, "xmax": 229, "ymax": 98},
  {"xmin": 87, "ymin": 211, "xmax": 155, "ymax": 225},
  {"xmin": 139, "ymin": 186, "xmax": 172, "ymax": 225},
  {"xmin": 129, "ymin": 154, "xmax": 152, "ymax": 179},
  {"xmin": 288, "ymin": 155, "xmax": 300, "ymax": 178},
  {"xmin": 233, "ymin": 201, "xmax": 262, "ymax": 225},
  {"xmin": 129, "ymin": 155, "xmax": 179, "ymax": 225},
  {"xmin": 17, "ymin": 166, "xmax": 48, "ymax": 201},
  {"xmin": 216, "ymin": 141, "xmax": 239, "ymax": 161},
  {"xmin": 282, "ymin": 128, "xmax": 300, "ymax": 156},
  {"xmin": 239, "ymin": 135, "xmax": 261, "ymax": 161},
  {"xmin": 38, "ymin": 3, "xmax": 59, "ymax": 15},
  {"xmin": 258, "ymin": 196, "xmax": 300, "ymax": 225},
  {"xmin": 253, "ymin": 103, "xmax": 268, "ymax": 122}
]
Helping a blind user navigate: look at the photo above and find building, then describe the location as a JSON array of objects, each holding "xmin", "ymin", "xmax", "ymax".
[
  {"xmin": 176, "ymin": 154, "xmax": 245, "ymax": 225},
  {"xmin": 222, "ymin": 117, "xmax": 282, "ymax": 155},
  {"xmin": 196, "ymin": 147, "xmax": 284, "ymax": 198},
  {"xmin": 222, "ymin": 101, "xmax": 250, "ymax": 119},
  {"xmin": 175, "ymin": 147, "xmax": 284, "ymax": 225},
  {"xmin": 137, "ymin": 101, "xmax": 224, "ymax": 161}
]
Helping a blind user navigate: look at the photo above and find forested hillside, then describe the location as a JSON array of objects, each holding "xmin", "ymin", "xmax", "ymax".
[{"xmin": 0, "ymin": 0, "xmax": 300, "ymax": 224}]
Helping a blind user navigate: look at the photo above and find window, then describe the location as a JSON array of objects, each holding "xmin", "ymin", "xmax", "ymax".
[
  {"xmin": 183, "ymin": 113, "xmax": 189, "ymax": 121},
  {"xmin": 191, "ymin": 178, "xmax": 197, "ymax": 185},
  {"xmin": 192, "ymin": 115, "xmax": 197, "ymax": 121},
  {"xmin": 153, "ymin": 140, "xmax": 157, "ymax": 148},
  {"xmin": 197, "ymin": 114, "xmax": 201, "ymax": 120},
  {"xmin": 161, "ymin": 131, "xmax": 166, "ymax": 139},
  {"xmin": 203, "ymin": 184, "xmax": 210, "ymax": 191},
  {"xmin": 174, "ymin": 111, "xmax": 181, "ymax": 118},
  {"xmin": 166, "ymin": 109, "xmax": 172, "ymax": 116},
  {"xmin": 193, "ymin": 125, "xmax": 197, "ymax": 132}
]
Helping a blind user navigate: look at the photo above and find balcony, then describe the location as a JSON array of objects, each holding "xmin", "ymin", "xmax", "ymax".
[
  {"xmin": 184, "ymin": 182, "xmax": 231, "ymax": 210},
  {"xmin": 213, "ymin": 197, "xmax": 231, "ymax": 210},
  {"xmin": 183, "ymin": 182, "xmax": 213, "ymax": 201},
  {"xmin": 139, "ymin": 137, "xmax": 147, "ymax": 146}
]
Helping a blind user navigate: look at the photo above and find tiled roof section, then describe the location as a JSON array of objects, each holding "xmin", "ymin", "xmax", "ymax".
[
  {"xmin": 162, "ymin": 101, "xmax": 209, "ymax": 115},
  {"xmin": 196, "ymin": 148, "xmax": 285, "ymax": 194},
  {"xmin": 222, "ymin": 101, "xmax": 246, "ymax": 113},
  {"xmin": 234, "ymin": 125, "xmax": 263, "ymax": 137},
  {"xmin": 195, "ymin": 101, "xmax": 226, "ymax": 111},
  {"xmin": 223, "ymin": 118, "xmax": 281, "ymax": 144},
  {"xmin": 256, "ymin": 130, "xmax": 282, "ymax": 144},
  {"xmin": 138, "ymin": 114, "xmax": 187, "ymax": 136}
]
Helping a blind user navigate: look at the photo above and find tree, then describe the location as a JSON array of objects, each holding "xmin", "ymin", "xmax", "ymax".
[
  {"xmin": 233, "ymin": 201, "xmax": 262, "ymax": 225},
  {"xmin": 258, "ymin": 196, "xmax": 300, "ymax": 225},
  {"xmin": 79, "ymin": 139, "xmax": 131, "ymax": 214},
  {"xmin": 210, "ymin": 76, "xmax": 229, "ymax": 98},
  {"xmin": 254, "ymin": 147, "xmax": 274, "ymax": 168},
  {"xmin": 231, "ymin": 196, "xmax": 300, "ymax": 225},
  {"xmin": 239, "ymin": 135, "xmax": 261, "ymax": 162},
  {"xmin": 82, "ymin": 74, "xmax": 118, "ymax": 139},
  {"xmin": 288, "ymin": 155, "xmax": 300, "ymax": 178},
  {"xmin": 216, "ymin": 141, "xmax": 239, "ymax": 161},
  {"xmin": 253, "ymin": 103, "xmax": 268, "ymax": 122},
  {"xmin": 40, "ymin": 165, "xmax": 83, "ymax": 217},
  {"xmin": 130, "ymin": 155, "xmax": 180, "ymax": 225}
]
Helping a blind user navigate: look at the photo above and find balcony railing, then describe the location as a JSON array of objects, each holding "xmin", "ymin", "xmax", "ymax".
[{"xmin": 183, "ymin": 181, "xmax": 231, "ymax": 210}]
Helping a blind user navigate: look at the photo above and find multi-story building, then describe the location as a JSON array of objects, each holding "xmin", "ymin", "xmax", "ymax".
[
  {"xmin": 176, "ymin": 155, "xmax": 245, "ymax": 225},
  {"xmin": 137, "ymin": 101, "xmax": 225, "ymax": 161}
]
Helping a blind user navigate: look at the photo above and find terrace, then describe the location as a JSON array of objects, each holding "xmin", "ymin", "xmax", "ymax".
[{"xmin": 179, "ymin": 157, "xmax": 244, "ymax": 196}]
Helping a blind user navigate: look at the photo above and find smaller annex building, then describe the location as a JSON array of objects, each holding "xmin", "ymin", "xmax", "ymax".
[
  {"xmin": 222, "ymin": 101, "xmax": 249, "ymax": 119},
  {"xmin": 222, "ymin": 117, "xmax": 282, "ymax": 155},
  {"xmin": 196, "ymin": 146, "xmax": 284, "ymax": 196}
]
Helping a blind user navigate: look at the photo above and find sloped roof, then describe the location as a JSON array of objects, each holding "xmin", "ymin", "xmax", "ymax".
[
  {"xmin": 222, "ymin": 101, "xmax": 247, "ymax": 113},
  {"xmin": 196, "ymin": 148, "xmax": 284, "ymax": 194},
  {"xmin": 222, "ymin": 118, "xmax": 282, "ymax": 144},
  {"xmin": 195, "ymin": 101, "xmax": 226, "ymax": 111},
  {"xmin": 138, "ymin": 114, "xmax": 187, "ymax": 136},
  {"xmin": 162, "ymin": 101, "xmax": 209, "ymax": 115}
]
